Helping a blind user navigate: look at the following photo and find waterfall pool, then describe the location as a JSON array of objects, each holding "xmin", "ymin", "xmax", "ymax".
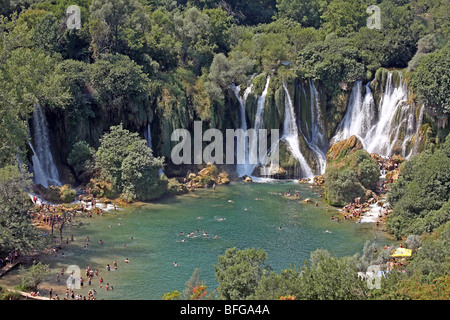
[{"xmin": 0, "ymin": 181, "xmax": 391, "ymax": 299}]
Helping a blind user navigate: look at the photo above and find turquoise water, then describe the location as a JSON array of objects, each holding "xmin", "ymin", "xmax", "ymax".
[{"xmin": 1, "ymin": 181, "xmax": 390, "ymax": 299}]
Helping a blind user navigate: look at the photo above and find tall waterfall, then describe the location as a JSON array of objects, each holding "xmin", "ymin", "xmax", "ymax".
[
  {"xmin": 282, "ymin": 82, "xmax": 314, "ymax": 178},
  {"xmin": 144, "ymin": 123, "xmax": 152, "ymax": 149},
  {"xmin": 303, "ymin": 80, "xmax": 327, "ymax": 175},
  {"xmin": 333, "ymin": 71, "xmax": 423, "ymax": 159},
  {"xmin": 29, "ymin": 104, "xmax": 61, "ymax": 188},
  {"xmin": 231, "ymin": 81, "xmax": 254, "ymax": 177},
  {"xmin": 333, "ymin": 81, "xmax": 376, "ymax": 144},
  {"xmin": 248, "ymin": 76, "xmax": 271, "ymax": 176}
]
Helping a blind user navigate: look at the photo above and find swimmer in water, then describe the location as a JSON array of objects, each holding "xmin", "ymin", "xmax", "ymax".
[
  {"xmin": 173, "ymin": 262, "xmax": 178, "ymax": 267},
  {"xmin": 325, "ymin": 230, "xmax": 332, "ymax": 233},
  {"xmin": 228, "ymin": 200, "xmax": 234, "ymax": 203},
  {"xmin": 124, "ymin": 258, "xmax": 130, "ymax": 263}
]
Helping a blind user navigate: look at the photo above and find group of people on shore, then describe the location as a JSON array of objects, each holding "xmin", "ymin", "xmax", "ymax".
[
  {"xmin": 339, "ymin": 155, "xmax": 399, "ymax": 223},
  {"xmin": 46, "ymin": 237, "xmax": 128, "ymax": 300},
  {"xmin": 0, "ymin": 249, "xmax": 21, "ymax": 268}
]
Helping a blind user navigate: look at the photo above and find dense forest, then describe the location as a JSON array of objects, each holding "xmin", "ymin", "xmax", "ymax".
[{"xmin": 0, "ymin": 0, "xmax": 449, "ymax": 300}]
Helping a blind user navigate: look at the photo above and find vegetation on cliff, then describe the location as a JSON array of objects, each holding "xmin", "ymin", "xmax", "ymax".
[
  {"xmin": 386, "ymin": 133, "xmax": 450, "ymax": 239},
  {"xmin": 324, "ymin": 136, "xmax": 379, "ymax": 206}
]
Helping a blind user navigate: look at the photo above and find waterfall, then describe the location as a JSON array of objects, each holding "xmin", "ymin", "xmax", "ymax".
[
  {"xmin": 333, "ymin": 71, "xmax": 422, "ymax": 159},
  {"xmin": 231, "ymin": 80, "xmax": 254, "ymax": 177},
  {"xmin": 333, "ymin": 81, "xmax": 376, "ymax": 145},
  {"xmin": 29, "ymin": 104, "xmax": 61, "ymax": 188},
  {"xmin": 144, "ymin": 123, "xmax": 152, "ymax": 149},
  {"xmin": 304, "ymin": 80, "xmax": 327, "ymax": 175},
  {"xmin": 308, "ymin": 80, "xmax": 327, "ymax": 151},
  {"xmin": 364, "ymin": 72, "xmax": 408, "ymax": 156},
  {"xmin": 247, "ymin": 76, "xmax": 271, "ymax": 176},
  {"xmin": 282, "ymin": 82, "xmax": 314, "ymax": 178}
]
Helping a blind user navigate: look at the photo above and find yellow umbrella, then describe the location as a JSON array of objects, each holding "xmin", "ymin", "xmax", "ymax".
[{"xmin": 390, "ymin": 248, "xmax": 412, "ymax": 257}]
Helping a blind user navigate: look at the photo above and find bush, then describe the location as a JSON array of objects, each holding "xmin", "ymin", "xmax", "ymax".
[
  {"xmin": 67, "ymin": 141, "xmax": 95, "ymax": 179},
  {"xmin": 387, "ymin": 134, "xmax": 450, "ymax": 237},
  {"xmin": 59, "ymin": 184, "xmax": 76, "ymax": 203},
  {"xmin": 95, "ymin": 124, "xmax": 167, "ymax": 201},
  {"xmin": 324, "ymin": 149, "xmax": 379, "ymax": 206}
]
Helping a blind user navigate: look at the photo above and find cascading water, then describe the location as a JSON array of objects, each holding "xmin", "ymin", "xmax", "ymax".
[
  {"xmin": 333, "ymin": 71, "xmax": 422, "ymax": 159},
  {"xmin": 364, "ymin": 72, "xmax": 409, "ymax": 156},
  {"xmin": 231, "ymin": 80, "xmax": 254, "ymax": 177},
  {"xmin": 29, "ymin": 104, "xmax": 61, "ymax": 188},
  {"xmin": 332, "ymin": 81, "xmax": 376, "ymax": 145},
  {"xmin": 303, "ymin": 80, "xmax": 327, "ymax": 175},
  {"xmin": 144, "ymin": 123, "xmax": 152, "ymax": 149},
  {"xmin": 248, "ymin": 76, "xmax": 271, "ymax": 176},
  {"xmin": 282, "ymin": 82, "xmax": 314, "ymax": 178}
]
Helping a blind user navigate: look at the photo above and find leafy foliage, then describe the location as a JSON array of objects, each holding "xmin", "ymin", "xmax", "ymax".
[
  {"xmin": 410, "ymin": 45, "xmax": 450, "ymax": 119},
  {"xmin": 0, "ymin": 165, "xmax": 48, "ymax": 257},
  {"xmin": 324, "ymin": 150, "xmax": 379, "ymax": 206},
  {"xmin": 214, "ymin": 247, "xmax": 271, "ymax": 300},
  {"xmin": 387, "ymin": 134, "xmax": 450, "ymax": 238},
  {"xmin": 95, "ymin": 124, "xmax": 166, "ymax": 201}
]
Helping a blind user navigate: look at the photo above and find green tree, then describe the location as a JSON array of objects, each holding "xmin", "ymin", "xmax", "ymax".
[
  {"xmin": 95, "ymin": 124, "xmax": 167, "ymax": 201},
  {"xmin": 299, "ymin": 249, "xmax": 368, "ymax": 300},
  {"xmin": 89, "ymin": 0, "xmax": 149, "ymax": 57},
  {"xmin": 387, "ymin": 134, "xmax": 450, "ymax": 238},
  {"xmin": 276, "ymin": 0, "xmax": 326, "ymax": 28},
  {"xmin": 88, "ymin": 54, "xmax": 151, "ymax": 125},
  {"xmin": 173, "ymin": 6, "xmax": 216, "ymax": 73},
  {"xmin": 31, "ymin": 12, "xmax": 60, "ymax": 51},
  {"xmin": 410, "ymin": 45, "xmax": 450, "ymax": 119},
  {"xmin": 19, "ymin": 262, "xmax": 50, "ymax": 291},
  {"xmin": 0, "ymin": 165, "xmax": 47, "ymax": 257},
  {"xmin": 67, "ymin": 141, "xmax": 96, "ymax": 181},
  {"xmin": 250, "ymin": 266, "xmax": 303, "ymax": 300},
  {"xmin": 321, "ymin": 0, "xmax": 366, "ymax": 37},
  {"xmin": 214, "ymin": 247, "xmax": 271, "ymax": 300},
  {"xmin": 121, "ymin": 139, "xmax": 166, "ymax": 201}
]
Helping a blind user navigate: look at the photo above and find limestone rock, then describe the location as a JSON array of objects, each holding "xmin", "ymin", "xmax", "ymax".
[{"xmin": 326, "ymin": 135, "xmax": 363, "ymax": 163}]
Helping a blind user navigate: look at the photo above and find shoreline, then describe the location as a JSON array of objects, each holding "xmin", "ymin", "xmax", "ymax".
[{"xmin": 2, "ymin": 178, "xmax": 396, "ymax": 300}]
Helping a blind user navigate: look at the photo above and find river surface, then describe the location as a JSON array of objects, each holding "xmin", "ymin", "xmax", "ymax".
[{"xmin": 0, "ymin": 180, "xmax": 391, "ymax": 299}]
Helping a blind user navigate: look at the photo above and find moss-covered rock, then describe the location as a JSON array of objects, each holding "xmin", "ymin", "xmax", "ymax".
[
  {"xmin": 166, "ymin": 178, "xmax": 189, "ymax": 195},
  {"xmin": 33, "ymin": 184, "xmax": 77, "ymax": 203},
  {"xmin": 324, "ymin": 136, "xmax": 379, "ymax": 206},
  {"xmin": 326, "ymin": 135, "xmax": 363, "ymax": 163}
]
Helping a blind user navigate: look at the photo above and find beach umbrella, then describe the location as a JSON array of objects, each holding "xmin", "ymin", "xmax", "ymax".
[{"xmin": 390, "ymin": 248, "xmax": 412, "ymax": 257}]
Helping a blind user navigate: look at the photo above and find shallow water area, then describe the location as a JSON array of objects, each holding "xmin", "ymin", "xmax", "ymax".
[{"xmin": 2, "ymin": 181, "xmax": 390, "ymax": 300}]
